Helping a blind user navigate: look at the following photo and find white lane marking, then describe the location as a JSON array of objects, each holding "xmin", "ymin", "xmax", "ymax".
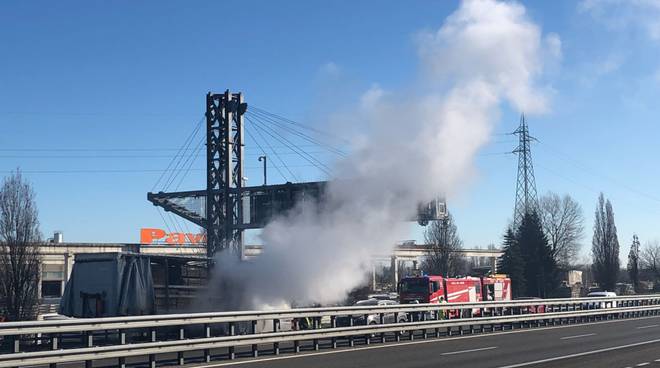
[
  {"xmin": 560, "ymin": 333, "xmax": 596, "ymax": 340},
  {"xmin": 193, "ymin": 315, "xmax": 660, "ymax": 368},
  {"xmin": 496, "ymin": 338, "xmax": 660, "ymax": 368},
  {"xmin": 655, "ymin": 358, "xmax": 660, "ymax": 362},
  {"xmin": 441, "ymin": 346, "xmax": 497, "ymax": 355},
  {"xmin": 636, "ymin": 363, "xmax": 649, "ymax": 366},
  {"xmin": 636, "ymin": 324, "xmax": 659, "ymax": 329}
]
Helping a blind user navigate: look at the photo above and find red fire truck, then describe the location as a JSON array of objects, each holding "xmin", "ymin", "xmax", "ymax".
[{"xmin": 398, "ymin": 274, "xmax": 511, "ymax": 305}]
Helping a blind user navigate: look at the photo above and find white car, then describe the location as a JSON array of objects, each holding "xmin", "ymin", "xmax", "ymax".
[{"xmin": 585, "ymin": 291, "xmax": 617, "ymax": 309}]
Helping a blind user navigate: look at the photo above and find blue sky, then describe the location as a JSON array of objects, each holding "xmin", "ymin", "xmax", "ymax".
[{"xmin": 2, "ymin": 0, "xmax": 660, "ymax": 262}]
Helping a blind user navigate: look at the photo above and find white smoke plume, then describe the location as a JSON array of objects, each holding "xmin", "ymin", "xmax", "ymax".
[{"xmin": 210, "ymin": 0, "xmax": 560, "ymax": 309}]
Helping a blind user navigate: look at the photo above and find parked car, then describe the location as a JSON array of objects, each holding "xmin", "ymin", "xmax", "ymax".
[
  {"xmin": 584, "ymin": 291, "xmax": 617, "ymax": 309},
  {"xmin": 513, "ymin": 297, "xmax": 546, "ymax": 314},
  {"xmin": 336, "ymin": 299, "xmax": 406, "ymax": 327}
]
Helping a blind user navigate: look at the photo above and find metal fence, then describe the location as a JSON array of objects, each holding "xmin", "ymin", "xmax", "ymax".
[{"xmin": 1, "ymin": 294, "xmax": 659, "ymax": 367}]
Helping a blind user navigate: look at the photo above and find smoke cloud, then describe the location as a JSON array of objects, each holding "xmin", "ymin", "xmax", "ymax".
[{"xmin": 210, "ymin": 0, "xmax": 560, "ymax": 309}]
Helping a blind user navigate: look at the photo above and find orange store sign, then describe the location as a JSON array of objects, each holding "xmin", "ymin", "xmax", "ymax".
[{"xmin": 140, "ymin": 228, "xmax": 206, "ymax": 245}]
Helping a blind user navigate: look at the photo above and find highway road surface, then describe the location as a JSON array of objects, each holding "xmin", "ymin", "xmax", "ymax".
[{"xmin": 181, "ymin": 315, "xmax": 660, "ymax": 368}]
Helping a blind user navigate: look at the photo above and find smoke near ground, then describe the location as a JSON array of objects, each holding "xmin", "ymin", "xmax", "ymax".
[{"xmin": 209, "ymin": 0, "xmax": 561, "ymax": 310}]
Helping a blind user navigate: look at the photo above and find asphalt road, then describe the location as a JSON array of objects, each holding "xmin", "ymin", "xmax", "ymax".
[{"xmin": 180, "ymin": 315, "xmax": 660, "ymax": 368}]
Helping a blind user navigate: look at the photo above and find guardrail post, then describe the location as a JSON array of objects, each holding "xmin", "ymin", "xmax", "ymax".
[
  {"xmin": 204, "ymin": 323, "xmax": 211, "ymax": 363},
  {"xmin": 118, "ymin": 330, "xmax": 126, "ymax": 368},
  {"xmin": 446, "ymin": 311, "xmax": 452, "ymax": 336},
  {"xmin": 11, "ymin": 335, "xmax": 21, "ymax": 354},
  {"xmin": 348, "ymin": 315, "xmax": 355, "ymax": 346},
  {"xmin": 331, "ymin": 316, "xmax": 337, "ymax": 349},
  {"xmin": 394, "ymin": 313, "xmax": 401, "ymax": 342},
  {"xmin": 314, "ymin": 318, "xmax": 320, "ymax": 350},
  {"xmin": 421, "ymin": 311, "xmax": 428, "ymax": 339},
  {"xmin": 229, "ymin": 322, "xmax": 236, "ymax": 359},
  {"xmin": 48, "ymin": 334, "xmax": 59, "ymax": 368},
  {"xmin": 149, "ymin": 329, "xmax": 157, "ymax": 368},
  {"xmin": 84, "ymin": 331, "xmax": 94, "ymax": 368},
  {"xmin": 379, "ymin": 313, "xmax": 385, "ymax": 343},
  {"xmin": 177, "ymin": 328, "xmax": 185, "ymax": 365},
  {"xmin": 251, "ymin": 320, "xmax": 259, "ymax": 357},
  {"xmin": 272, "ymin": 320, "xmax": 279, "ymax": 355}
]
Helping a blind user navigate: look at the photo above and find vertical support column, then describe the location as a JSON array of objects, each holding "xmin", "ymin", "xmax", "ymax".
[
  {"xmin": 371, "ymin": 262, "xmax": 377, "ymax": 291},
  {"xmin": 206, "ymin": 92, "xmax": 223, "ymax": 258},
  {"xmin": 391, "ymin": 256, "xmax": 399, "ymax": 287},
  {"xmin": 205, "ymin": 90, "xmax": 246, "ymax": 258},
  {"xmin": 234, "ymin": 92, "xmax": 245, "ymax": 259}
]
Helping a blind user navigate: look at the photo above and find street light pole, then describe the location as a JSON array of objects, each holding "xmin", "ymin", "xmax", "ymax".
[{"xmin": 258, "ymin": 156, "xmax": 267, "ymax": 185}]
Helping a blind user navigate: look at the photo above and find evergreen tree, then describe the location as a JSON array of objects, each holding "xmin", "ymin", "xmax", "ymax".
[
  {"xmin": 592, "ymin": 193, "xmax": 620, "ymax": 291},
  {"xmin": 516, "ymin": 212, "xmax": 559, "ymax": 298},
  {"xmin": 498, "ymin": 228, "xmax": 526, "ymax": 298},
  {"xmin": 627, "ymin": 235, "xmax": 641, "ymax": 293}
]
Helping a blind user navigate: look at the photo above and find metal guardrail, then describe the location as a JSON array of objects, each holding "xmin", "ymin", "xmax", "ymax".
[{"xmin": 1, "ymin": 295, "xmax": 659, "ymax": 367}]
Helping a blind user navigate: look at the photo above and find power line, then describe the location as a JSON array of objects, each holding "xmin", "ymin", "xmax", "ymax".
[
  {"xmin": 537, "ymin": 142, "xmax": 660, "ymax": 205},
  {"xmin": 0, "ymin": 164, "xmax": 323, "ymax": 175},
  {"xmin": 0, "ymin": 145, "xmax": 328, "ymax": 152},
  {"xmin": 0, "ymin": 151, "xmax": 338, "ymax": 159}
]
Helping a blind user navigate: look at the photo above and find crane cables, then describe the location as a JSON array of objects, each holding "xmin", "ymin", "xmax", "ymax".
[{"xmin": 245, "ymin": 106, "xmax": 349, "ymax": 180}]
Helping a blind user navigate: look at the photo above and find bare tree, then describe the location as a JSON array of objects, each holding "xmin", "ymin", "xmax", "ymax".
[
  {"xmin": 539, "ymin": 192, "xmax": 584, "ymax": 268},
  {"xmin": 641, "ymin": 240, "xmax": 660, "ymax": 285},
  {"xmin": 592, "ymin": 193, "xmax": 619, "ymax": 291},
  {"xmin": 0, "ymin": 170, "xmax": 41, "ymax": 321},
  {"xmin": 422, "ymin": 213, "xmax": 466, "ymax": 276}
]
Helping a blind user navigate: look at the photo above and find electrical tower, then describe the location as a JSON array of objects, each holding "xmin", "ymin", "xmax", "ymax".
[{"xmin": 512, "ymin": 114, "xmax": 538, "ymax": 228}]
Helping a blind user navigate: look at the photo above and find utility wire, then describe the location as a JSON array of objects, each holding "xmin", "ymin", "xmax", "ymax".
[
  {"xmin": 0, "ymin": 164, "xmax": 326, "ymax": 175},
  {"xmin": 537, "ymin": 143, "xmax": 660, "ymax": 205},
  {"xmin": 0, "ymin": 151, "xmax": 336, "ymax": 159}
]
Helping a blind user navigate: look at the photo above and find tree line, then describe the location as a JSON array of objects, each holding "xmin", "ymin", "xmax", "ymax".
[{"xmin": 425, "ymin": 190, "xmax": 660, "ymax": 298}]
